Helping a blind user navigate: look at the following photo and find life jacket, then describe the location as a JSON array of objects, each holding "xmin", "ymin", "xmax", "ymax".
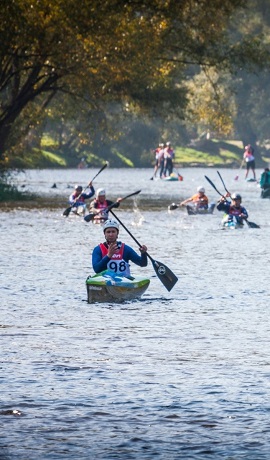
[
  {"xmin": 154, "ymin": 147, "xmax": 161, "ymax": 159},
  {"xmin": 93, "ymin": 199, "xmax": 110, "ymax": 221},
  {"xmin": 164, "ymin": 147, "xmax": 174, "ymax": 159},
  {"xmin": 99, "ymin": 242, "xmax": 131, "ymax": 276},
  {"xmin": 228, "ymin": 205, "xmax": 244, "ymax": 216},
  {"xmin": 70, "ymin": 192, "xmax": 86, "ymax": 205},
  {"xmin": 192, "ymin": 193, "xmax": 208, "ymax": 208},
  {"xmin": 244, "ymin": 151, "xmax": 255, "ymax": 162}
]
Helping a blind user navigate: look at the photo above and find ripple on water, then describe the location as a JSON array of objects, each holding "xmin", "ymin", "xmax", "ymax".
[{"xmin": 1, "ymin": 168, "xmax": 270, "ymax": 458}]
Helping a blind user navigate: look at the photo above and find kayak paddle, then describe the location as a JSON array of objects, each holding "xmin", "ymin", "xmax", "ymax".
[
  {"xmin": 168, "ymin": 203, "xmax": 180, "ymax": 210},
  {"xmin": 234, "ymin": 159, "xmax": 244, "ymax": 181},
  {"xmin": 84, "ymin": 190, "xmax": 141, "ymax": 222},
  {"xmin": 63, "ymin": 162, "xmax": 108, "ymax": 217},
  {"xmin": 109, "ymin": 209, "xmax": 178, "ymax": 292}
]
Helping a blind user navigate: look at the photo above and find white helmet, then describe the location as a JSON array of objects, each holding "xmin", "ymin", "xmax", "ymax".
[
  {"xmin": 166, "ymin": 141, "xmax": 171, "ymax": 146},
  {"xmin": 197, "ymin": 186, "xmax": 205, "ymax": 193},
  {"xmin": 103, "ymin": 219, "xmax": 119, "ymax": 232},
  {"xmin": 96, "ymin": 188, "xmax": 106, "ymax": 197}
]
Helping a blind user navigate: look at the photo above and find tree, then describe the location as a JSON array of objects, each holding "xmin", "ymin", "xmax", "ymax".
[{"xmin": 0, "ymin": 0, "xmax": 269, "ymax": 167}]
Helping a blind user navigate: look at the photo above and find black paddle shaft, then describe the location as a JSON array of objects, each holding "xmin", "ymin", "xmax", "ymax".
[
  {"xmin": 109, "ymin": 210, "xmax": 178, "ymax": 292},
  {"xmin": 205, "ymin": 175, "xmax": 229, "ymax": 200}
]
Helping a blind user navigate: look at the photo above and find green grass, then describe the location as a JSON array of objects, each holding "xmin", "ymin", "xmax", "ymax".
[
  {"xmin": 33, "ymin": 149, "xmax": 67, "ymax": 166},
  {"xmin": 174, "ymin": 139, "xmax": 243, "ymax": 167},
  {"xmin": 112, "ymin": 149, "xmax": 134, "ymax": 167}
]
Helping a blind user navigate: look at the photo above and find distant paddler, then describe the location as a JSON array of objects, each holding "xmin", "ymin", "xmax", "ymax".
[
  {"xmin": 89, "ymin": 188, "xmax": 122, "ymax": 224},
  {"xmin": 179, "ymin": 186, "xmax": 215, "ymax": 212},
  {"xmin": 68, "ymin": 182, "xmax": 95, "ymax": 214}
]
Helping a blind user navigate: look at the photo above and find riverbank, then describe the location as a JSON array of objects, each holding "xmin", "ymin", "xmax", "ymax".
[{"xmin": 4, "ymin": 139, "xmax": 269, "ymax": 170}]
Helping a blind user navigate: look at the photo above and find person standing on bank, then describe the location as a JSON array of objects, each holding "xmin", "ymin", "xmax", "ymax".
[
  {"xmin": 243, "ymin": 144, "xmax": 256, "ymax": 180},
  {"xmin": 92, "ymin": 219, "xmax": 148, "ymax": 276}
]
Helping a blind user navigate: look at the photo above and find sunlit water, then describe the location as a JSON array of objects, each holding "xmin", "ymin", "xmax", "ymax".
[{"xmin": 1, "ymin": 168, "xmax": 270, "ymax": 459}]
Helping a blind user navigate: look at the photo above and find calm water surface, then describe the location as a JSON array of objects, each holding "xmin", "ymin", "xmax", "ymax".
[{"xmin": 1, "ymin": 168, "xmax": 270, "ymax": 459}]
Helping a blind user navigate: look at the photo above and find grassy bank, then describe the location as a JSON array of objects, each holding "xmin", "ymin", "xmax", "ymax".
[{"xmin": 3, "ymin": 138, "xmax": 269, "ymax": 170}]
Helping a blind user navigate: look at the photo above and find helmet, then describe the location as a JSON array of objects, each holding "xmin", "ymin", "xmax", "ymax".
[
  {"xmin": 159, "ymin": 143, "xmax": 164, "ymax": 147},
  {"xmin": 103, "ymin": 219, "xmax": 119, "ymax": 232},
  {"xmin": 75, "ymin": 185, "xmax": 83, "ymax": 192},
  {"xmin": 166, "ymin": 141, "xmax": 171, "ymax": 146},
  {"xmin": 96, "ymin": 188, "xmax": 106, "ymax": 197},
  {"xmin": 231, "ymin": 193, "xmax": 242, "ymax": 201},
  {"xmin": 197, "ymin": 186, "xmax": 205, "ymax": 193}
]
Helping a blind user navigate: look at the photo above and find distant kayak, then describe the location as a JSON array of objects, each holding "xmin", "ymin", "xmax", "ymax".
[
  {"xmin": 261, "ymin": 188, "xmax": 270, "ymax": 198},
  {"xmin": 186, "ymin": 204, "xmax": 215, "ymax": 215}
]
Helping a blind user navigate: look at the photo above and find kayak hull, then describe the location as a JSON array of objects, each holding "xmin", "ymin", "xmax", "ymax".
[
  {"xmin": 222, "ymin": 220, "xmax": 244, "ymax": 229},
  {"xmin": 187, "ymin": 204, "xmax": 215, "ymax": 215},
  {"xmin": 86, "ymin": 270, "xmax": 150, "ymax": 303}
]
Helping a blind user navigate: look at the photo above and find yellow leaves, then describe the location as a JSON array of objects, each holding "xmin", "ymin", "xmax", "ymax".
[{"xmin": 185, "ymin": 68, "xmax": 236, "ymax": 136}]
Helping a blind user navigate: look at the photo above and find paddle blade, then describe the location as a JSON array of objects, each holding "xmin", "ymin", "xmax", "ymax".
[
  {"xmin": 168, "ymin": 203, "xmax": 179, "ymax": 211},
  {"xmin": 234, "ymin": 175, "xmax": 239, "ymax": 181},
  {"xmin": 84, "ymin": 213, "xmax": 95, "ymax": 222},
  {"xmin": 246, "ymin": 220, "xmax": 260, "ymax": 229},
  {"xmin": 151, "ymin": 259, "xmax": 178, "ymax": 291},
  {"xmin": 178, "ymin": 174, "xmax": 183, "ymax": 181},
  {"xmin": 63, "ymin": 206, "xmax": 72, "ymax": 217}
]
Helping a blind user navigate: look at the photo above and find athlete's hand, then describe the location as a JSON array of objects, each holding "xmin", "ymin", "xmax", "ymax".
[
  {"xmin": 107, "ymin": 242, "xmax": 118, "ymax": 258},
  {"xmin": 139, "ymin": 245, "xmax": 147, "ymax": 254}
]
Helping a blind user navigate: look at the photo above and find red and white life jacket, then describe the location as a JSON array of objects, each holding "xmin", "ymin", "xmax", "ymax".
[{"xmin": 99, "ymin": 242, "xmax": 131, "ymax": 276}]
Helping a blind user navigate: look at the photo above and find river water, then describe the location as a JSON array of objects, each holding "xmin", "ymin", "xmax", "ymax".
[{"xmin": 1, "ymin": 167, "xmax": 270, "ymax": 459}]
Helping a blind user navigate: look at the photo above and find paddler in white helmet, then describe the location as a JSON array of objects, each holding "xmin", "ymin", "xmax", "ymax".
[
  {"xmin": 92, "ymin": 219, "xmax": 148, "ymax": 276},
  {"xmin": 89, "ymin": 188, "xmax": 122, "ymax": 224},
  {"xmin": 180, "ymin": 186, "xmax": 209, "ymax": 210}
]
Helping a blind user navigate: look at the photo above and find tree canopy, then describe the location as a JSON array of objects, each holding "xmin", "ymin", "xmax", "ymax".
[{"xmin": 0, "ymin": 0, "xmax": 270, "ymax": 167}]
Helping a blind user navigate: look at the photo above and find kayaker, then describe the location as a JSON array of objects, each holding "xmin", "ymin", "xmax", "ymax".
[
  {"xmin": 92, "ymin": 219, "xmax": 148, "ymax": 276},
  {"xmin": 180, "ymin": 186, "xmax": 210, "ymax": 210},
  {"xmin": 217, "ymin": 192, "xmax": 248, "ymax": 226},
  {"xmin": 89, "ymin": 188, "xmax": 122, "ymax": 224},
  {"xmin": 260, "ymin": 167, "xmax": 270, "ymax": 197},
  {"xmin": 69, "ymin": 182, "xmax": 95, "ymax": 208}
]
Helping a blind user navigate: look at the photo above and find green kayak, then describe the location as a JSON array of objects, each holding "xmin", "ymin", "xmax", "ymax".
[{"xmin": 86, "ymin": 270, "xmax": 150, "ymax": 303}]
